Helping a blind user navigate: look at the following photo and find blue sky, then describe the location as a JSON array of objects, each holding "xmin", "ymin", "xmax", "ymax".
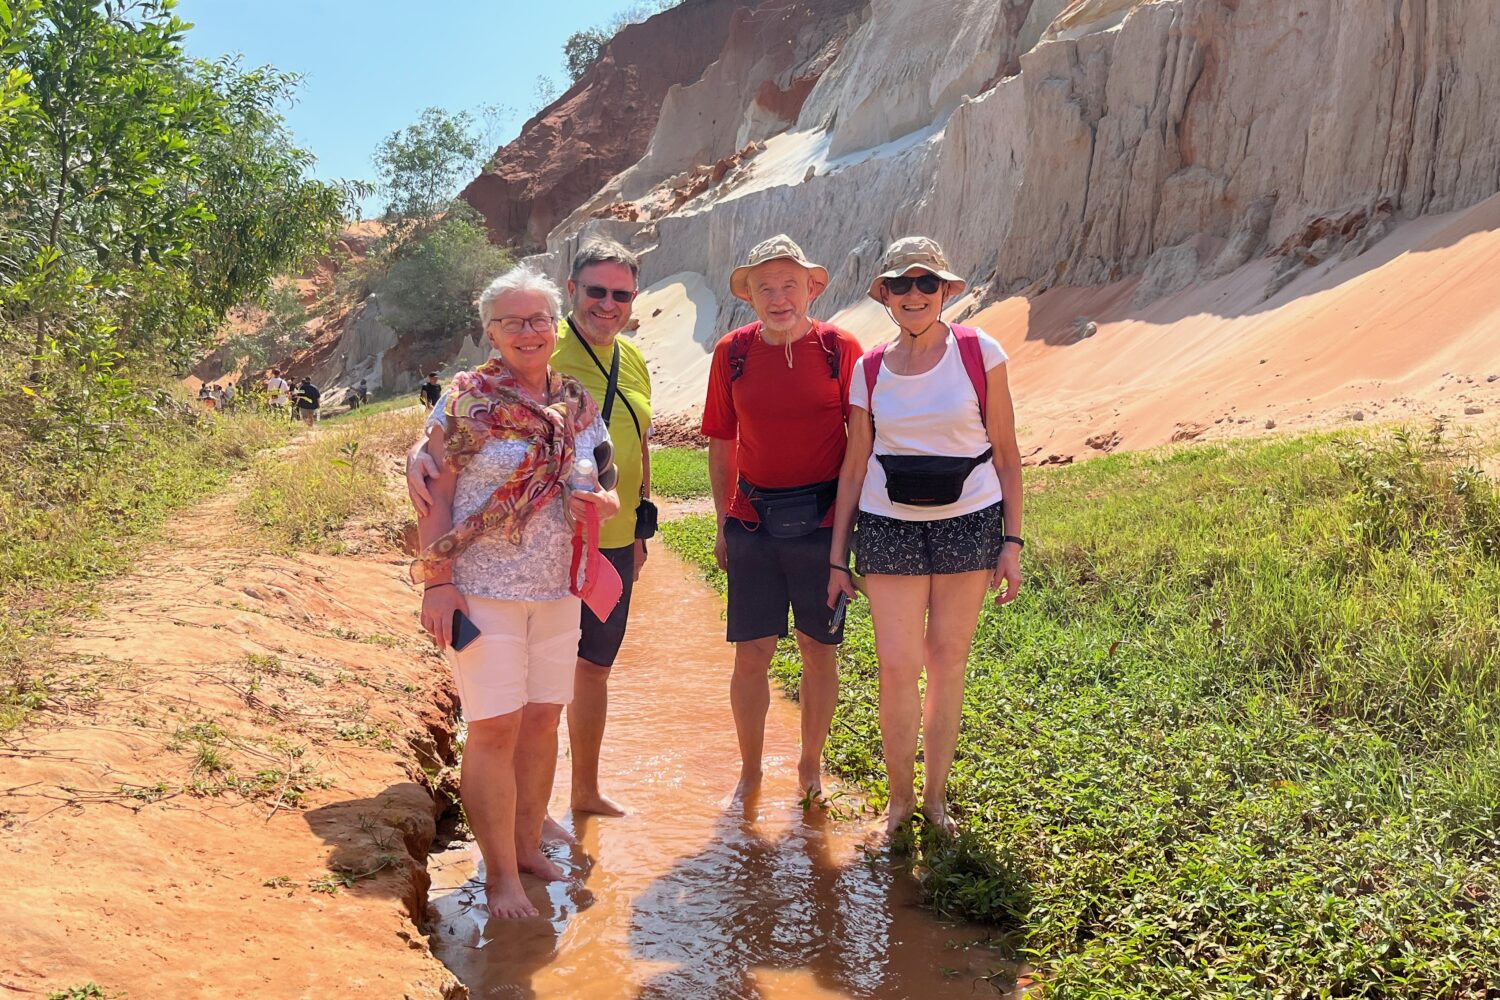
[{"xmin": 176, "ymin": 0, "xmax": 649, "ymax": 214}]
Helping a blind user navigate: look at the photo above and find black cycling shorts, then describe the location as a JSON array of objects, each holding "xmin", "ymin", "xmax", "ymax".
[{"xmin": 577, "ymin": 543, "xmax": 638, "ymax": 668}]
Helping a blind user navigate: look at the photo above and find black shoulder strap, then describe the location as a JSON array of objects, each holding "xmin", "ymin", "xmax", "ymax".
[{"xmin": 569, "ymin": 316, "xmax": 641, "ymax": 442}]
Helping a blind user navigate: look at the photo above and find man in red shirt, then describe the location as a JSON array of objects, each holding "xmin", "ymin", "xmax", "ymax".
[{"xmin": 701, "ymin": 234, "xmax": 862, "ymax": 803}]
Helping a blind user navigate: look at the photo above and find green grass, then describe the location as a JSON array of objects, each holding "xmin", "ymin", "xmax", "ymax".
[
  {"xmin": 651, "ymin": 445, "xmax": 710, "ymax": 499},
  {"xmin": 664, "ymin": 426, "xmax": 1500, "ymax": 998},
  {"xmin": 238, "ymin": 405, "xmax": 422, "ymax": 551},
  {"xmin": 1, "ymin": 403, "xmax": 292, "ymax": 731},
  {"xmin": 319, "ymin": 393, "xmax": 423, "ymax": 424}
]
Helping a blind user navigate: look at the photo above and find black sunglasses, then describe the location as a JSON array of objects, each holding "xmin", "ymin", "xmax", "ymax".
[
  {"xmin": 582, "ymin": 284, "xmax": 637, "ymax": 304},
  {"xmin": 883, "ymin": 274, "xmax": 943, "ymax": 296}
]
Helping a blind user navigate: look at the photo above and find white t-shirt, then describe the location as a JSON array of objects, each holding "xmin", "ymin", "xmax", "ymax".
[
  {"xmin": 265, "ymin": 377, "xmax": 290, "ymax": 405},
  {"xmin": 849, "ymin": 325, "xmax": 1008, "ymax": 521}
]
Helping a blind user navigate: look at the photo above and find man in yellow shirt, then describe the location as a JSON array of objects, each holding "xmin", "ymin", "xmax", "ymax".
[{"xmin": 408, "ymin": 239, "xmax": 651, "ymax": 828}]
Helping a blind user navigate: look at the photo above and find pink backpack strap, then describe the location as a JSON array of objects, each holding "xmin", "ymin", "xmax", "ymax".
[
  {"xmin": 950, "ymin": 324, "xmax": 988, "ymax": 422},
  {"xmin": 861, "ymin": 343, "xmax": 890, "ymax": 416}
]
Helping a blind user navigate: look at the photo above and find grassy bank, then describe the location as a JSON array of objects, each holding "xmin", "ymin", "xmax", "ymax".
[
  {"xmin": 1, "ymin": 402, "xmax": 293, "ymax": 730},
  {"xmin": 239, "ymin": 405, "xmax": 423, "ymax": 552},
  {"xmin": 651, "ymin": 446, "xmax": 711, "ymax": 499},
  {"xmin": 662, "ymin": 428, "xmax": 1500, "ymax": 997}
]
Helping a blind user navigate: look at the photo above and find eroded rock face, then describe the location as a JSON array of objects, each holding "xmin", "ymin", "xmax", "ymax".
[
  {"xmin": 463, "ymin": 0, "xmax": 864, "ymax": 251},
  {"xmin": 411, "ymin": 0, "xmax": 1500, "ymax": 400},
  {"xmin": 621, "ymin": 0, "xmax": 1498, "ymax": 323},
  {"xmin": 553, "ymin": 0, "xmax": 867, "ymax": 240},
  {"xmin": 460, "ymin": 0, "xmax": 743, "ymax": 249}
]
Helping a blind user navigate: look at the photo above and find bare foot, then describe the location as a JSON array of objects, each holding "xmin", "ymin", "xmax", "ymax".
[
  {"xmin": 484, "ymin": 879, "xmax": 539, "ymax": 920},
  {"xmin": 796, "ymin": 761, "xmax": 823, "ymax": 802},
  {"xmin": 885, "ymin": 797, "xmax": 917, "ymax": 838},
  {"xmin": 541, "ymin": 814, "xmax": 577, "ymax": 845},
  {"xmin": 922, "ymin": 799, "xmax": 959, "ymax": 838},
  {"xmin": 731, "ymin": 769, "xmax": 763, "ymax": 804},
  {"xmin": 571, "ymin": 789, "xmax": 627, "ymax": 817},
  {"xmin": 516, "ymin": 848, "xmax": 569, "ymax": 883}
]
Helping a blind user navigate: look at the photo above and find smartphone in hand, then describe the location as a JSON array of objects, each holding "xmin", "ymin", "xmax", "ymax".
[
  {"xmin": 829, "ymin": 591, "xmax": 850, "ymax": 633},
  {"xmin": 451, "ymin": 609, "xmax": 481, "ymax": 652}
]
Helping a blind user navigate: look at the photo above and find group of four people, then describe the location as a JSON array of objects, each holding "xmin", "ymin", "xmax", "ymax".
[{"xmin": 407, "ymin": 233, "xmax": 1023, "ymax": 920}]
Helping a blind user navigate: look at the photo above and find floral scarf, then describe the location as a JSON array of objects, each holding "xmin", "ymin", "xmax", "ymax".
[{"xmin": 411, "ymin": 358, "xmax": 599, "ymax": 585}]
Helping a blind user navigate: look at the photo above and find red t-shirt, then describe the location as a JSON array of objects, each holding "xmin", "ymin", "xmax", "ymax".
[{"xmin": 701, "ymin": 320, "xmax": 861, "ymax": 524}]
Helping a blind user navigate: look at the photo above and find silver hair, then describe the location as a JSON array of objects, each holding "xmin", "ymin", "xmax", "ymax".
[{"xmin": 477, "ymin": 266, "xmax": 564, "ymax": 327}]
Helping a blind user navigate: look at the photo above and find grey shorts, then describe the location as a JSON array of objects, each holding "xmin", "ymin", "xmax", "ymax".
[
  {"xmin": 724, "ymin": 519, "xmax": 842, "ymax": 645},
  {"xmin": 853, "ymin": 502, "xmax": 1004, "ymax": 576}
]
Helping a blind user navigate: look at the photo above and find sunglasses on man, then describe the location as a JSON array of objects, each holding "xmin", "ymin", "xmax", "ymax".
[
  {"xmin": 582, "ymin": 284, "xmax": 637, "ymax": 304},
  {"xmin": 883, "ymin": 274, "xmax": 944, "ymax": 296}
]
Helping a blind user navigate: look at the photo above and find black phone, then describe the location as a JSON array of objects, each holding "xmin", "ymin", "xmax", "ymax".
[
  {"xmin": 829, "ymin": 591, "xmax": 850, "ymax": 633},
  {"xmin": 451, "ymin": 609, "xmax": 481, "ymax": 652}
]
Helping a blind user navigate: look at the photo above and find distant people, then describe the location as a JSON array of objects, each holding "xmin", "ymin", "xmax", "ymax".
[
  {"xmin": 411, "ymin": 264, "xmax": 619, "ymax": 919},
  {"xmin": 409, "ymin": 239, "xmax": 653, "ymax": 830},
  {"xmin": 265, "ymin": 368, "xmax": 291, "ymax": 415},
  {"xmin": 220, "ymin": 382, "xmax": 236, "ymax": 410},
  {"xmin": 418, "ymin": 372, "xmax": 442, "ymax": 411},
  {"xmin": 356, "ymin": 379, "xmax": 369, "ymax": 405},
  {"xmin": 826, "ymin": 237, "xmax": 1024, "ymax": 837},
  {"xmin": 701, "ymin": 234, "xmax": 861, "ymax": 803},
  {"xmin": 294, "ymin": 377, "xmax": 321, "ymax": 425}
]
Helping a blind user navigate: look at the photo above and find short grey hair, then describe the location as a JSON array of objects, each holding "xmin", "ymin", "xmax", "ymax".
[
  {"xmin": 477, "ymin": 266, "xmax": 564, "ymax": 326},
  {"xmin": 569, "ymin": 238, "xmax": 640, "ymax": 281}
]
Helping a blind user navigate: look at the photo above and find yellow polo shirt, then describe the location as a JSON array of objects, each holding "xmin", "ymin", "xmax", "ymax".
[{"xmin": 552, "ymin": 318, "xmax": 652, "ymax": 550}]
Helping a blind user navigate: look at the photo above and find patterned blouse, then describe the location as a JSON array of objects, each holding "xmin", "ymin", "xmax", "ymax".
[{"xmin": 446, "ymin": 413, "xmax": 610, "ymax": 601}]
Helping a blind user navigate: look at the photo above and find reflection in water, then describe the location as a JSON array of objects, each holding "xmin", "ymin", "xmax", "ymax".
[
  {"xmin": 631, "ymin": 807, "xmax": 941, "ymax": 999},
  {"xmin": 428, "ymin": 545, "xmax": 1021, "ymax": 999}
]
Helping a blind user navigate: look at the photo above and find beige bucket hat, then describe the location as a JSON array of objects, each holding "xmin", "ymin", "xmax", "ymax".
[
  {"xmin": 729, "ymin": 234, "xmax": 830, "ymax": 302},
  {"xmin": 867, "ymin": 236, "xmax": 967, "ymax": 302}
]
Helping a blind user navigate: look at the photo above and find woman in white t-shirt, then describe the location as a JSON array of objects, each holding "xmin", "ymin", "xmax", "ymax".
[{"xmin": 827, "ymin": 237, "xmax": 1024, "ymax": 838}]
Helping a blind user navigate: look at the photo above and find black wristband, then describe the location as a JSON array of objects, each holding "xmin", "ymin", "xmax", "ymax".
[
  {"xmin": 830, "ymin": 562, "xmax": 852, "ymax": 574},
  {"xmin": 1002, "ymin": 535, "xmax": 1025, "ymax": 549},
  {"xmin": 424, "ymin": 582, "xmax": 455, "ymax": 592}
]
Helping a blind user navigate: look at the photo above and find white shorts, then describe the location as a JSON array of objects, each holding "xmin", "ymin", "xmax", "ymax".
[{"xmin": 447, "ymin": 594, "xmax": 581, "ymax": 720}]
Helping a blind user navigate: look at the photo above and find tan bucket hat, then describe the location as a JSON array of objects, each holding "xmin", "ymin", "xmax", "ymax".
[
  {"xmin": 867, "ymin": 236, "xmax": 967, "ymax": 302},
  {"xmin": 729, "ymin": 234, "xmax": 830, "ymax": 302}
]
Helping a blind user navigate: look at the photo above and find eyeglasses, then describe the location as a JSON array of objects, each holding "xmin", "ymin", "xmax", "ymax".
[
  {"xmin": 883, "ymin": 274, "xmax": 943, "ymax": 296},
  {"xmin": 582, "ymin": 284, "xmax": 637, "ymax": 304},
  {"xmin": 489, "ymin": 313, "xmax": 556, "ymax": 334}
]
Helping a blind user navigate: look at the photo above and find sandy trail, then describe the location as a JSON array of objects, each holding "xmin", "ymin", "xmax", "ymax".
[{"xmin": 0, "ymin": 447, "xmax": 463, "ymax": 998}]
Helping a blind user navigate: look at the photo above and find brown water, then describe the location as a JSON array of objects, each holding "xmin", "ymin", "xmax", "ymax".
[{"xmin": 427, "ymin": 545, "xmax": 1024, "ymax": 999}]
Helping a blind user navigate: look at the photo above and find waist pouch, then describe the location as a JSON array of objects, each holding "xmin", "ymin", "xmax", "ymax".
[
  {"xmin": 739, "ymin": 477, "xmax": 837, "ymax": 538},
  {"xmin": 877, "ymin": 449, "xmax": 993, "ymax": 507}
]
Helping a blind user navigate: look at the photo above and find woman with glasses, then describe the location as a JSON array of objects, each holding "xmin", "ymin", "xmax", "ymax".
[
  {"xmin": 412, "ymin": 265, "xmax": 620, "ymax": 918},
  {"xmin": 826, "ymin": 237, "xmax": 1024, "ymax": 839}
]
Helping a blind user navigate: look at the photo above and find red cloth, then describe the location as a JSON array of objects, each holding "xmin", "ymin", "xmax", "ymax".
[{"xmin": 701, "ymin": 320, "xmax": 861, "ymax": 524}]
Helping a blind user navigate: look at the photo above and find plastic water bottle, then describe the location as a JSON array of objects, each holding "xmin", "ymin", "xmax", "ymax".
[{"xmin": 569, "ymin": 456, "xmax": 599, "ymax": 494}]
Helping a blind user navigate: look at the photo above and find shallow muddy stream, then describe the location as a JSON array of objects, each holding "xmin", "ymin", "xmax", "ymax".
[{"xmin": 427, "ymin": 544, "xmax": 1022, "ymax": 999}]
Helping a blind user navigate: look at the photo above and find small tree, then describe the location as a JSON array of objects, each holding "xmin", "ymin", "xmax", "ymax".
[
  {"xmin": 372, "ymin": 107, "xmax": 481, "ymax": 221},
  {"xmin": 563, "ymin": 27, "xmax": 608, "ymax": 83},
  {"xmin": 375, "ymin": 207, "xmax": 512, "ymax": 343}
]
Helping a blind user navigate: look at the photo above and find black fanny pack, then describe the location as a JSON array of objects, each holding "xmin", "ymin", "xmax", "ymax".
[
  {"xmin": 738, "ymin": 477, "xmax": 838, "ymax": 538},
  {"xmin": 877, "ymin": 449, "xmax": 992, "ymax": 507}
]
